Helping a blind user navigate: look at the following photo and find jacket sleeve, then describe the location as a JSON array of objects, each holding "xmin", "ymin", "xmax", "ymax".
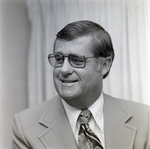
[
  {"xmin": 12, "ymin": 114, "xmax": 31, "ymax": 149},
  {"xmin": 146, "ymin": 107, "xmax": 150, "ymax": 149}
]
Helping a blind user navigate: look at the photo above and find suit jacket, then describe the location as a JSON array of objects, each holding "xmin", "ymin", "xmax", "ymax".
[{"xmin": 12, "ymin": 94, "xmax": 150, "ymax": 149}]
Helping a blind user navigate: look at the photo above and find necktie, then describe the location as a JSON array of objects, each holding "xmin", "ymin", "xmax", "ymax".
[{"xmin": 78, "ymin": 109, "xmax": 104, "ymax": 149}]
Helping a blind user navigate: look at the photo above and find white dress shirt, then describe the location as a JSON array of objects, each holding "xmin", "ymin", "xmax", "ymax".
[{"xmin": 61, "ymin": 93, "xmax": 105, "ymax": 148}]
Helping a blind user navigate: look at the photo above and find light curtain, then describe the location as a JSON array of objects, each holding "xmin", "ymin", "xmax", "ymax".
[{"xmin": 26, "ymin": 0, "xmax": 150, "ymax": 107}]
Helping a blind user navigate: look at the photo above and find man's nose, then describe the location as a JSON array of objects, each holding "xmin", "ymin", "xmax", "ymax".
[{"xmin": 60, "ymin": 58, "xmax": 73, "ymax": 76}]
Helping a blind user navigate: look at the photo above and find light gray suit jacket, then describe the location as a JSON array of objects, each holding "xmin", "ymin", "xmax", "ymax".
[{"xmin": 12, "ymin": 94, "xmax": 150, "ymax": 149}]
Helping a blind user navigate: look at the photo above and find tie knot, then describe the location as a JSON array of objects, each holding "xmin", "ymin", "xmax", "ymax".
[{"xmin": 79, "ymin": 109, "xmax": 91, "ymax": 124}]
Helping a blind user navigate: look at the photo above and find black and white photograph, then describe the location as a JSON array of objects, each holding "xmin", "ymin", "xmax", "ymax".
[{"xmin": 0, "ymin": 0, "xmax": 150, "ymax": 149}]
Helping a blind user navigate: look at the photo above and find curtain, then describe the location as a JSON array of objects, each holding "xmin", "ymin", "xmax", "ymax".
[{"xmin": 26, "ymin": 0, "xmax": 150, "ymax": 107}]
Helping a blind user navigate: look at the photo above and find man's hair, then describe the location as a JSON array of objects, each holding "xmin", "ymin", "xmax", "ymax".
[{"xmin": 55, "ymin": 20, "xmax": 115, "ymax": 79}]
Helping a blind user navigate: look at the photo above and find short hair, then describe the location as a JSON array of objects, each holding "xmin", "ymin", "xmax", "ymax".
[{"xmin": 55, "ymin": 20, "xmax": 115, "ymax": 79}]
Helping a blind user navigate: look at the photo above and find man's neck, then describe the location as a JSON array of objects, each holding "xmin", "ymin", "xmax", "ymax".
[{"xmin": 62, "ymin": 91, "xmax": 102, "ymax": 110}]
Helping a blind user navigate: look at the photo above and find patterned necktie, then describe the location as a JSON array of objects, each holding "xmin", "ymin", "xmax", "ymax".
[{"xmin": 78, "ymin": 109, "xmax": 104, "ymax": 149}]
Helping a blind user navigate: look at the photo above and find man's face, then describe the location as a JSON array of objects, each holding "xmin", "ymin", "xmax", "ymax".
[{"xmin": 53, "ymin": 36, "xmax": 103, "ymax": 109}]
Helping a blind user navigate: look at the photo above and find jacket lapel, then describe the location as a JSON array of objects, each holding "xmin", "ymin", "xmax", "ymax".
[
  {"xmin": 38, "ymin": 95, "xmax": 78, "ymax": 149},
  {"xmin": 104, "ymin": 94, "xmax": 137, "ymax": 149}
]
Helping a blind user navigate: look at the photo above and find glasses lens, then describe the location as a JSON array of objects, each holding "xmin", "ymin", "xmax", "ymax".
[
  {"xmin": 54, "ymin": 54, "xmax": 64, "ymax": 65},
  {"xmin": 69, "ymin": 55, "xmax": 85, "ymax": 68},
  {"xmin": 48, "ymin": 54, "xmax": 64, "ymax": 67}
]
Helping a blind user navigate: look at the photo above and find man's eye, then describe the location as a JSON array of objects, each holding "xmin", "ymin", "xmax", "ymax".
[{"xmin": 55, "ymin": 56, "xmax": 63, "ymax": 63}]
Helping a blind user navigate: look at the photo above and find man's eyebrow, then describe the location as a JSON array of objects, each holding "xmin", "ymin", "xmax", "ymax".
[{"xmin": 53, "ymin": 52, "xmax": 62, "ymax": 54}]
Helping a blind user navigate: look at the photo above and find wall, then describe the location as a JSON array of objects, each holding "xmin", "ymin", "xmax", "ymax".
[{"xmin": 0, "ymin": 0, "xmax": 30, "ymax": 148}]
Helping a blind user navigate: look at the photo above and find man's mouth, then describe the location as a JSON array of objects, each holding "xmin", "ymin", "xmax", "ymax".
[{"xmin": 61, "ymin": 80, "xmax": 78, "ymax": 83}]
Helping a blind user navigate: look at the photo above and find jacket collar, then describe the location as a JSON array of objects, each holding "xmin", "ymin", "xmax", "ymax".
[{"xmin": 38, "ymin": 94, "xmax": 137, "ymax": 149}]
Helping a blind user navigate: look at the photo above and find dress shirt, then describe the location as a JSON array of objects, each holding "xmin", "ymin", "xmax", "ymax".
[{"xmin": 61, "ymin": 92, "xmax": 105, "ymax": 148}]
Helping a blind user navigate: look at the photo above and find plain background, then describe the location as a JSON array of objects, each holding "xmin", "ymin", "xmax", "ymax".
[{"xmin": 1, "ymin": 0, "xmax": 29, "ymax": 148}]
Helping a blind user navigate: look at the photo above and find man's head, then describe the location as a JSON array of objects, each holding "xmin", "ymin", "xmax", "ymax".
[
  {"xmin": 48, "ymin": 20, "xmax": 114, "ymax": 109},
  {"xmin": 55, "ymin": 20, "xmax": 114, "ymax": 78}
]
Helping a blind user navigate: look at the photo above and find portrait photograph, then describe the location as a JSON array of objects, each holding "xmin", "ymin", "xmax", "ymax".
[{"xmin": 0, "ymin": 0, "xmax": 150, "ymax": 149}]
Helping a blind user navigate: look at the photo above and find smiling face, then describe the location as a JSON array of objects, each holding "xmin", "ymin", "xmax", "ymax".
[{"xmin": 53, "ymin": 36, "xmax": 104, "ymax": 109}]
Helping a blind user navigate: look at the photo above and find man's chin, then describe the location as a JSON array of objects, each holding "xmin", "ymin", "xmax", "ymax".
[
  {"xmin": 59, "ymin": 91, "xmax": 80, "ymax": 100},
  {"xmin": 60, "ymin": 94, "xmax": 76, "ymax": 100}
]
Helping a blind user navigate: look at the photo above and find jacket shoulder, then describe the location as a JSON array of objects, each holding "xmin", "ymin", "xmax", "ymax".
[
  {"xmin": 16, "ymin": 95, "xmax": 59, "ymax": 122},
  {"xmin": 104, "ymin": 94, "xmax": 150, "ymax": 114}
]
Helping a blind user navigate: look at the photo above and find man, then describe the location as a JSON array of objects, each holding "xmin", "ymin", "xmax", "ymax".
[{"xmin": 12, "ymin": 20, "xmax": 150, "ymax": 149}]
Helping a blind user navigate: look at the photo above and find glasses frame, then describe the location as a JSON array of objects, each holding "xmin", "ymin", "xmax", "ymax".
[{"xmin": 48, "ymin": 53, "xmax": 95, "ymax": 68}]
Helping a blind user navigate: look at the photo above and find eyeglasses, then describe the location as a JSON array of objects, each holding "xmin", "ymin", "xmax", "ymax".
[{"xmin": 48, "ymin": 53, "xmax": 95, "ymax": 68}]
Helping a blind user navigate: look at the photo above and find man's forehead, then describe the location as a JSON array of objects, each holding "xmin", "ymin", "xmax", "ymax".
[{"xmin": 54, "ymin": 36, "xmax": 94, "ymax": 56}]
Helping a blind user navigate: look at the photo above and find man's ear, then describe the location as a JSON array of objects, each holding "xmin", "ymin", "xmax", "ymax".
[
  {"xmin": 101, "ymin": 57, "xmax": 112, "ymax": 76},
  {"xmin": 96, "ymin": 57, "xmax": 112, "ymax": 75}
]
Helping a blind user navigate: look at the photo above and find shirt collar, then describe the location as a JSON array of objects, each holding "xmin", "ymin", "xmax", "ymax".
[
  {"xmin": 89, "ymin": 92, "xmax": 104, "ymax": 133},
  {"xmin": 61, "ymin": 99, "xmax": 81, "ymax": 134},
  {"xmin": 61, "ymin": 92, "xmax": 104, "ymax": 134}
]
